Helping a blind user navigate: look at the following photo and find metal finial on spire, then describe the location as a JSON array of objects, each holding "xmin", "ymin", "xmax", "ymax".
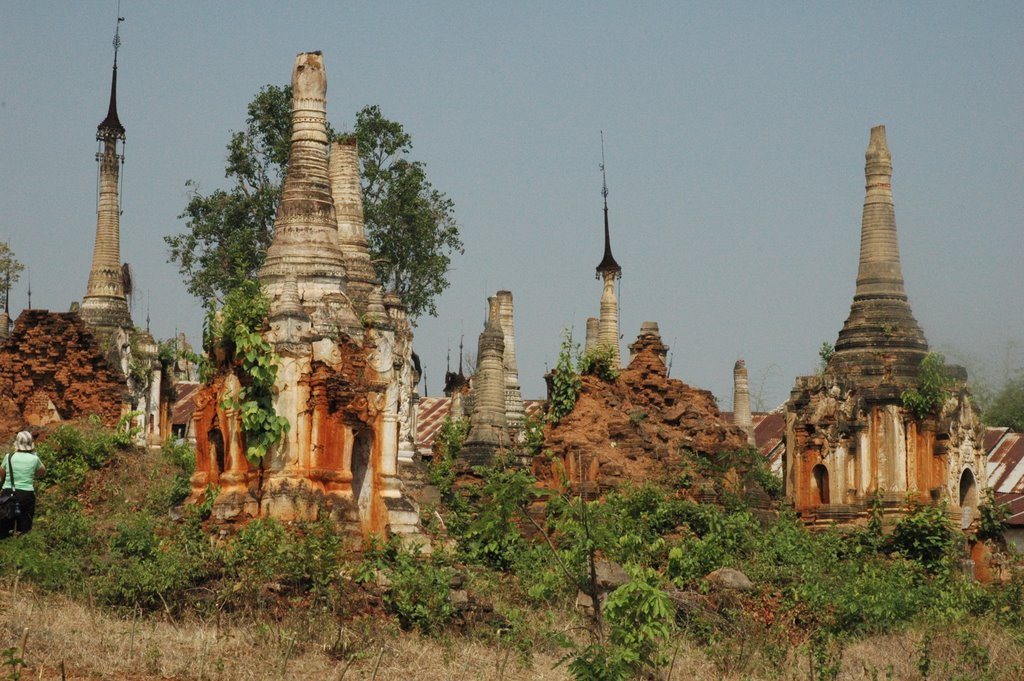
[
  {"xmin": 26, "ymin": 268, "xmax": 31, "ymax": 310},
  {"xmin": 113, "ymin": 8, "xmax": 124, "ymax": 65},
  {"xmin": 595, "ymin": 131, "xmax": 621, "ymax": 278},
  {"xmin": 98, "ymin": 7, "xmax": 126, "ymax": 138},
  {"xmin": 600, "ymin": 130, "xmax": 609, "ymax": 202},
  {"xmin": 458, "ymin": 334, "xmax": 465, "ymax": 376}
]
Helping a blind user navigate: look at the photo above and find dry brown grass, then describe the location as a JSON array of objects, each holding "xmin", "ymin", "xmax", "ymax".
[
  {"xmin": 0, "ymin": 583, "xmax": 575, "ymax": 680},
  {"xmin": 3, "ymin": 583, "xmax": 1022, "ymax": 680}
]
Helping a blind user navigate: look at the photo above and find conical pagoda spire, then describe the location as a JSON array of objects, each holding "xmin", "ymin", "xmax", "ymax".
[
  {"xmin": 260, "ymin": 52, "xmax": 348, "ymax": 312},
  {"xmin": 828, "ymin": 126, "xmax": 928, "ymax": 386},
  {"xmin": 80, "ymin": 17, "xmax": 131, "ymax": 333},
  {"xmin": 854, "ymin": 125, "xmax": 906, "ymax": 301}
]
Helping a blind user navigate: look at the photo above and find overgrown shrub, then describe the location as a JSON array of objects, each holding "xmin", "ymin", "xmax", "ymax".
[
  {"xmin": 357, "ymin": 538, "xmax": 456, "ymax": 635},
  {"xmin": 890, "ymin": 500, "xmax": 958, "ymax": 575},
  {"xmin": 977, "ymin": 487, "xmax": 1010, "ymax": 543},
  {"xmin": 35, "ymin": 417, "xmax": 135, "ymax": 492},
  {"xmin": 429, "ymin": 415, "xmax": 468, "ymax": 502},
  {"xmin": 98, "ymin": 511, "xmax": 215, "ymax": 612},
  {"xmin": 459, "ymin": 465, "xmax": 542, "ymax": 570},
  {"xmin": 567, "ymin": 567, "xmax": 672, "ymax": 680}
]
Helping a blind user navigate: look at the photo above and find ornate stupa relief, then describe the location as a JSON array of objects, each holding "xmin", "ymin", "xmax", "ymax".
[
  {"xmin": 190, "ymin": 52, "xmax": 419, "ymax": 537},
  {"xmin": 733, "ymin": 359, "xmax": 756, "ymax": 447},
  {"xmin": 784, "ymin": 126, "xmax": 986, "ymax": 525}
]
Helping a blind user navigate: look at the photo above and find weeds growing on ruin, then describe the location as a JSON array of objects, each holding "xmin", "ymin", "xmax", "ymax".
[
  {"xmin": 902, "ymin": 352, "xmax": 956, "ymax": 419},
  {"xmin": 547, "ymin": 331, "xmax": 582, "ymax": 425}
]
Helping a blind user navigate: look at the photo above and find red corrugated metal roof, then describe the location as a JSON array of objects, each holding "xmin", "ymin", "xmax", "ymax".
[
  {"xmin": 984, "ymin": 426, "xmax": 1010, "ymax": 451},
  {"xmin": 721, "ymin": 411, "xmax": 785, "ymax": 462},
  {"xmin": 754, "ymin": 413, "xmax": 786, "ymax": 464},
  {"xmin": 994, "ymin": 492, "xmax": 1024, "ymax": 525},
  {"xmin": 171, "ymin": 382, "xmax": 201, "ymax": 426},
  {"xmin": 987, "ymin": 430, "xmax": 1024, "ymax": 495},
  {"xmin": 985, "ymin": 427, "xmax": 1024, "ymax": 527},
  {"xmin": 416, "ymin": 397, "xmax": 452, "ymax": 453}
]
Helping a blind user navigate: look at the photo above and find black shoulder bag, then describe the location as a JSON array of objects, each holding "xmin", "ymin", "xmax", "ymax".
[{"xmin": 0, "ymin": 454, "xmax": 17, "ymax": 520}]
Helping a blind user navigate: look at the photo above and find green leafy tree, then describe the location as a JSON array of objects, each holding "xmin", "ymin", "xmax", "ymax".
[
  {"xmin": 167, "ymin": 85, "xmax": 291, "ymax": 303},
  {"xmin": 0, "ymin": 240, "xmax": 25, "ymax": 313},
  {"xmin": 985, "ymin": 373, "xmax": 1024, "ymax": 431},
  {"xmin": 166, "ymin": 87, "xmax": 462, "ymax": 320},
  {"xmin": 354, "ymin": 105, "xmax": 463, "ymax": 318}
]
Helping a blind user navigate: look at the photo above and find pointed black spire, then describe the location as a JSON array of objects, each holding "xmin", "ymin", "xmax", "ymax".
[
  {"xmin": 595, "ymin": 131, "xmax": 621, "ymax": 278},
  {"xmin": 98, "ymin": 16, "xmax": 126, "ymax": 139}
]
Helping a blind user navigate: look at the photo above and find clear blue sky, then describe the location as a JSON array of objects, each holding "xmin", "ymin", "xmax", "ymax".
[{"xmin": 1, "ymin": 2, "xmax": 1021, "ymax": 408}]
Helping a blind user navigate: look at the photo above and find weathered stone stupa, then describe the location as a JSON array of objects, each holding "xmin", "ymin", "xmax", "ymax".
[
  {"xmin": 496, "ymin": 290, "xmax": 525, "ymax": 429},
  {"xmin": 190, "ymin": 52, "xmax": 418, "ymax": 537},
  {"xmin": 79, "ymin": 37, "xmax": 132, "ymax": 336},
  {"xmin": 733, "ymin": 359, "xmax": 756, "ymax": 447},
  {"xmin": 459, "ymin": 296, "xmax": 509, "ymax": 466},
  {"xmin": 583, "ymin": 316, "xmax": 599, "ymax": 355},
  {"xmin": 784, "ymin": 126, "xmax": 986, "ymax": 524}
]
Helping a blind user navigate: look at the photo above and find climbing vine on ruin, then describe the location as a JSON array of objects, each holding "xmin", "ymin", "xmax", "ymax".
[
  {"xmin": 206, "ymin": 281, "xmax": 290, "ymax": 463},
  {"xmin": 547, "ymin": 331, "xmax": 582, "ymax": 425},
  {"xmin": 901, "ymin": 352, "xmax": 955, "ymax": 419}
]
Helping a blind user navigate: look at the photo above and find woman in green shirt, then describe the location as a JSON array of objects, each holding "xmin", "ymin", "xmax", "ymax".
[{"xmin": 1, "ymin": 431, "xmax": 46, "ymax": 538}]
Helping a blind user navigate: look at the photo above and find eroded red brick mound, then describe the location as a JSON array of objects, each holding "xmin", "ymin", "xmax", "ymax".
[
  {"xmin": 0, "ymin": 310, "xmax": 128, "ymax": 440},
  {"xmin": 536, "ymin": 333, "xmax": 748, "ymax": 492}
]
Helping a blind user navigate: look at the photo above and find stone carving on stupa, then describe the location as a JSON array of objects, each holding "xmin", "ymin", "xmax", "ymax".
[
  {"xmin": 784, "ymin": 126, "xmax": 986, "ymax": 525},
  {"xmin": 188, "ymin": 52, "xmax": 419, "ymax": 537}
]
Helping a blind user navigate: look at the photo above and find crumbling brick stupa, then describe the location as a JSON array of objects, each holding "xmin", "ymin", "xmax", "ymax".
[
  {"xmin": 188, "ymin": 52, "xmax": 419, "ymax": 537},
  {"xmin": 0, "ymin": 310, "xmax": 130, "ymax": 437},
  {"xmin": 784, "ymin": 126, "xmax": 986, "ymax": 526},
  {"xmin": 538, "ymin": 322, "xmax": 750, "ymax": 497}
]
